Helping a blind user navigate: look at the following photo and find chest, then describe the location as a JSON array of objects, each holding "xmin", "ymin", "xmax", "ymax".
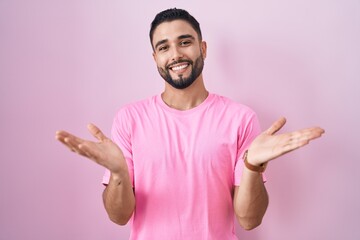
[{"xmin": 130, "ymin": 113, "xmax": 239, "ymax": 178}]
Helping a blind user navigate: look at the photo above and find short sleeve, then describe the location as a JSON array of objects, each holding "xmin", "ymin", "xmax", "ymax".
[
  {"xmin": 102, "ymin": 108, "xmax": 134, "ymax": 186},
  {"xmin": 234, "ymin": 112, "xmax": 263, "ymax": 185}
]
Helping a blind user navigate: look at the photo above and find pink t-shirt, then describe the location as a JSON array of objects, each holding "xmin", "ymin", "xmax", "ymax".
[{"xmin": 103, "ymin": 93, "xmax": 261, "ymax": 240}]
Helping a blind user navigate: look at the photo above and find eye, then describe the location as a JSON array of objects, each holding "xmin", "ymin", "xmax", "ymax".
[
  {"xmin": 158, "ymin": 45, "xmax": 168, "ymax": 52},
  {"xmin": 180, "ymin": 40, "xmax": 191, "ymax": 46}
]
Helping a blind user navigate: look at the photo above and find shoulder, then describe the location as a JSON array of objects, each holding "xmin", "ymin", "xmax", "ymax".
[
  {"xmin": 114, "ymin": 95, "xmax": 157, "ymax": 118},
  {"xmin": 111, "ymin": 96, "xmax": 158, "ymax": 132},
  {"xmin": 210, "ymin": 93, "xmax": 257, "ymax": 118},
  {"xmin": 206, "ymin": 93, "xmax": 261, "ymax": 135}
]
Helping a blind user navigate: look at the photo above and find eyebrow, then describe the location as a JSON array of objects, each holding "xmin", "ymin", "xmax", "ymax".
[
  {"xmin": 178, "ymin": 34, "xmax": 195, "ymax": 41},
  {"xmin": 154, "ymin": 39, "xmax": 168, "ymax": 50},
  {"xmin": 154, "ymin": 34, "xmax": 196, "ymax": 50}
]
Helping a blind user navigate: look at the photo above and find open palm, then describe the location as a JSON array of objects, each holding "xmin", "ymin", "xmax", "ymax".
[
  {"xmin": 56, "ymin": 123, "xmax": 128, "ymax": 174},
  {"xmin": 247, "ymin": 117, "xmax": 325, "ymax": 166}
]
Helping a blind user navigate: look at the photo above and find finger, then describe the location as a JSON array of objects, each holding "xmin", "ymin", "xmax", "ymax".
[
  {"xmin": 308, "ymin": 127, "xmax": 325, "ymax": 137},
  {"xmin": 55, "ymin": 130, "xmax": 72, "ymax": 140},
  {"xmin": 56, "ymin": 131, "xmax": 77, "ymax": 150},
  {"xmin": 56, "ymin": 131, "xmax": 85, "ymax": 143},
  {"xmin": 282, "ymin": 140, "xmax": 309, "ymax": 153},
  {"xmin": 288, "ymin": 127, "xmax": 325, "ymax": 141},
  {"xmin": 266, "ymin": 117, "xmax": 287, "ymax": 135},
  {"xmin": 56, "ymin": 130, "xmax": 87, "ymax": 155},
  {"xmin": 78, "ymin": 142, "xmax": 104, "ymax": 164},
  {"xmin": 294, "ymin": 132, "xmax": 323, "ymax": 145},
  {"xmin": 56, "ymin": 134, "xmax": 77, "ymax": 152},
  {"xmin": 280, "ymin": 128, "xmax": 324, "ymax": 153},
  {"xmin": 56, "ymin": 131, "xmax": 87, "ymax": 148},
  {"xmin": 87, "ymin": 123, "xmax": 107, "ymax": 141},
  {"xmin": 58, "ymin": 138, "xmax": 82, "ymax": 154},
  {"xmin": 64, "ymin": 137, "xmax": 89, "ymax": 157}
]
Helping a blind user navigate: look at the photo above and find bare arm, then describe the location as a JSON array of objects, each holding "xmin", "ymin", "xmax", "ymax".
[
  {"xmin": 103, "ymin": 171, "xmax": 135, "ymax": 225},
  {"xmin": 234, "ymin": 117, "xmax": 324, "ymax": 230},
  {"xmin": 234, "ymin": 169, "xmax": 268, "ymax": 230},
  {"xmin": 56, "ymin": 124, "xmax": 135, "ymax": 225}
]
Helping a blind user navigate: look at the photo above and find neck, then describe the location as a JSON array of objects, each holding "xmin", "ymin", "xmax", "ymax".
[{"xmin": 161, "ymin": 76, "xmax": 208, "ymax": 111}]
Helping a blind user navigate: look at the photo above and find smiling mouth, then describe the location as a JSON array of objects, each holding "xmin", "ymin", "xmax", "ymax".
[{"xmin": 168, "ymin": 63, "xmax": 190, "ymax": 74}]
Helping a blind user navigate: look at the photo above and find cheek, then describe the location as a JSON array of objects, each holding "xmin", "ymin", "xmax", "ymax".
[
  {"xmin": 155, "ymin": 56, "xmax": 168, "ymax": 68},
  {"xmin": 186, "ymin": 48, "xmax": 201, "ymax": 60}
]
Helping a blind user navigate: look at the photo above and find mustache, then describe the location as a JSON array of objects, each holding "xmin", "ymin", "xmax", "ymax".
[{"xmin": 166, "ymin": 59, "xmax": 193, "ymax": 69}]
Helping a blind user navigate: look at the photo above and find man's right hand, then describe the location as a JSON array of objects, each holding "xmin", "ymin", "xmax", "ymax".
[
  {"xmin": 55, "ymin": 123, "xmax": 128, "ymax": 176},
  {"xmin": 56, "ymin": 124, "xmax": 135, "ymax": 225}
]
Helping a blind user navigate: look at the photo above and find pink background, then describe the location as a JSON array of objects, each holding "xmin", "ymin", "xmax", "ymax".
[{"xmin": 1, "ymin": 0, "xmax": 359, "ymax": 239}]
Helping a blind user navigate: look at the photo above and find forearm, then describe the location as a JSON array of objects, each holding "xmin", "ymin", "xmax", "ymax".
[
  {"xmin": 103, "ymin": 171, "xmax": 135, "ymax": 225},
  {"xmin": 234, "ymin": 167, "xmax": 269, "ymax": 230}
]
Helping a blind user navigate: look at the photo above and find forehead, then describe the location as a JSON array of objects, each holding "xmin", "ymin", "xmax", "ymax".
[{"xmin": 152, "ymin": 20, "xmax": 199, "ymax": 45}]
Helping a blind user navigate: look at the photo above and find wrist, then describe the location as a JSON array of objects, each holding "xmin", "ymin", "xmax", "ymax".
[{"xmin": 243, "ymin": 150, "xmax": 267, "ymax": 173}]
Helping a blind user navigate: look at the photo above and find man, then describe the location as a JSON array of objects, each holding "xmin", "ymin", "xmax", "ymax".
[{"xmin": 56, "ymin": 8, "xmax": 324, "ymax": 239}]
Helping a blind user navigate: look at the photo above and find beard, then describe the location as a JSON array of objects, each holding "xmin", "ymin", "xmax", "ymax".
[{"xmin": 157, "ymin": 55, "xmax": 204, "ymax": 90}]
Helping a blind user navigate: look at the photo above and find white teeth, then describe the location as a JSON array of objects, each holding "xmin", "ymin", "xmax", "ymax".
[{"xmin": 172, "ymin": 64, "xmax": 188, "ymax": 71}]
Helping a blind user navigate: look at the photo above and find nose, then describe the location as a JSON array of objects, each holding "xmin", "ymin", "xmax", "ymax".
[{"xmin": 170, "ymin": 46, "xmax": 184, "ymax": 61}]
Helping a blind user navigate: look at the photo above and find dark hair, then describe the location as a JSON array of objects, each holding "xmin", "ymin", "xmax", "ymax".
[{"xmin": 149, "ymin": 8, "xmax": 202, "ymax": 49}]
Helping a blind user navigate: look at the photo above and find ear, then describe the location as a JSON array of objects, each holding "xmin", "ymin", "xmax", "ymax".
[
  {"xmin": 201, "ymin": 41, "xmax": 207, "ymax": 59},
  {"xmin": 152, "ymin": 51, "xmax": 157, "ymax": 62}
]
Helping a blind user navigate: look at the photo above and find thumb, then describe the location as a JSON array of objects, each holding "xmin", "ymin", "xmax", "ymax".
[
  {"xmin": 87, "ymin": 123, "xmax": 107, "ymax": 141},
  {"xmin": 265, "ymin": 117, "xmax": 286, "ymax": 135}
]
